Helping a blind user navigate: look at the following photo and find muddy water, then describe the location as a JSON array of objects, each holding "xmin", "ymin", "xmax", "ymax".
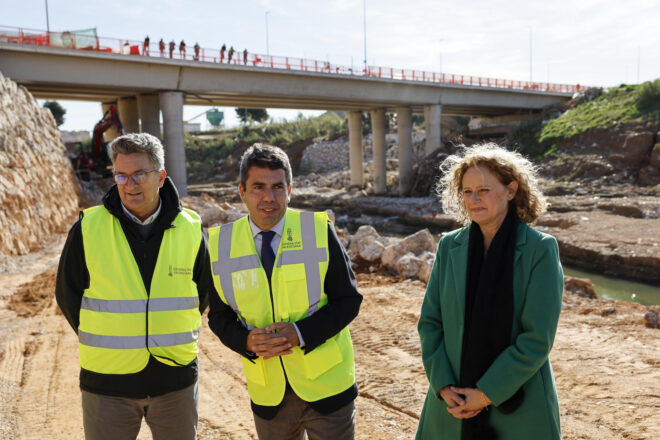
[{"xmin": 563, "ymin": 266, "xmax": 660, "ymax": 305}]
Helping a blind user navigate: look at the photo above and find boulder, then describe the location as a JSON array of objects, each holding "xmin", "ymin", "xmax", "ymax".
[
  {"xmin": 564, "ymin": 276, "xmax": 597, "ymax": 299},
  {"xmin": 651, "ymin": 143, "xmax": 660, "ymax": 168},
  {"xmin": 349, "ymin": 225, "xmax": 388, "ymax": 263},
  {"xmin": 618, "ymin": 131, "xmax": 654, "ymax": 162},
  {"xmin": 644, "ymin": 310, "xmax": 659, "ymax": 329},
  {"xmin": 638, "ymin": 165, "xmax": 660, "ymax": 187},
  {"xmin": 396, "ymin": 252, "xmax": 424, "ymax": 279}
]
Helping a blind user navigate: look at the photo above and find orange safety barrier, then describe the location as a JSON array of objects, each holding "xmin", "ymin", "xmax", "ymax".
[{"xmin": 0, "ymin": 24, "xmax": 584, "ymax": 94}]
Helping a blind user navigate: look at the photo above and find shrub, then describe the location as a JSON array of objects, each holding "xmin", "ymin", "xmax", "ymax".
[{"xmin": 636, "ymin": 79, "xmax": 660, "ymax": 112}]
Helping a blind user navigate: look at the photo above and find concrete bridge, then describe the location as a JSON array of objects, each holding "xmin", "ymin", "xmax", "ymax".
[{"xmin": 0, "ymin": 42, "xmax": 576, "ymax": 196}]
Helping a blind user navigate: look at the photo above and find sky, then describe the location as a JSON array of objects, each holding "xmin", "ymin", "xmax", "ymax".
[{"xmin": 2, "ymin": 0, "xmax": 659, "ymax": 132}]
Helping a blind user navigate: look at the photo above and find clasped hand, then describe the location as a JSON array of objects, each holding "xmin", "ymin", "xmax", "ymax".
[
  {"xmin": 439, "ymin": 385, "xmax": 491, "ymax": 419},
  {"xmin": 246, "ymin": 322, "xmax": 300, "ymax": 360}
]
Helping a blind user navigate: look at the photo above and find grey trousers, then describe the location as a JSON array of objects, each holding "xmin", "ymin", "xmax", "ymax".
[
  {"xmin": 81, "ymin": 382, "xmax": 198, "ymax": 440},
  {"xmin": 253, "ymin": 388, "xmax": 356, "ymax": 440}
]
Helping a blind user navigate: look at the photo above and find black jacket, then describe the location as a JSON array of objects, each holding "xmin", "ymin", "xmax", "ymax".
[
  {"xmin": 55, "ymin": 177, "xmax": 210, "ymax": 398},
  {"xmin": 208, "ymin": 219, "xmax": 362, "ymax": 419}
]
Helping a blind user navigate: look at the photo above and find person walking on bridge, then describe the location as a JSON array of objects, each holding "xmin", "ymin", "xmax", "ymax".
[
  {"xmin": 179, "ymin": 40, "xmax": 186, "ymax": 59},
  {"xmin": 143, "ymin": 36, "xmax": 150, "ymax": 56},
  {"xmin": 228, "ymin": 45, "xmax": 235, "ymax": 63},
  {"xmin": 56, "ymin": 133, "xmax": 211, "ymax": 440},
  {"xmin": 168, "ymin": 40, "xmax": 175, "ymax": 58},
  {"xmin": 158, "ymin": 38, "xmax": 165, "ymax": 57},
  {"xmin": 193, "ymin": 42, "xmax": 200, "ymax": 61},
  {"xmin": 220, "ymin": 43, "xmax": 226, "ymax": 63},
  {"xmin": 208, "ymin": 144, "xmax": 362, "ymax": 440},
  {"xmin": 243, "ymin": 48, "xmax": 248, "ymax": 64}
]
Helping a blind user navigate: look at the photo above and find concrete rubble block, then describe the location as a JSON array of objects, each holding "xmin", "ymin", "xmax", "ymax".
[
  {"xmin": 396, "ymin": 252, "xmax": 424, "ymax": 279},
  {"xmin": 349, "ymin": 225, "xmax": 388, "ymax": 263},
  {"xmin": 181, "ymin": 193, "xmax": 228, "ymax": 227}
]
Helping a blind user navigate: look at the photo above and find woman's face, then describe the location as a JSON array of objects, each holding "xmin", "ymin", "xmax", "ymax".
[{"xmin": 461, "ymin": 166, "xmax": 518, "ymax": 231}]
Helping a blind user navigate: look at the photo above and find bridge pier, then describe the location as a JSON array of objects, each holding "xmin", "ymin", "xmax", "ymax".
[
  {"xmin": 348, "ymin": 111, "xmax": 363, "ymax": 187},
  {"xmin": 424, "ymin": 103, "xmax": 442, "ymax": 155},
  {"xmin": 397, "ymin": 107, "xmax": 413, "ymax": 196},
  {"xmin": 159, "ymin": 91, "xmax": 187, "ymax": 196},
  {"xmin": 117, "ymin": 96, "xmax": 139, "ymax": 133},
  {"xmin": 137, "ymin": 94, "xmax": 161, "ymax": 138},
  {"xmin": 101, "ymin": 101, "xmax": 121, "ymax": 142},
  {"xmin": 370, "ymin": 108, "xmax": 387, "ymax": 194}
]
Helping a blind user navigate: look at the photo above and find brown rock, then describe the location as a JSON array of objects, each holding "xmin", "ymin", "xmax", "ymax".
[
  {"xmin": 618, "ymin": 131, "xmax": 654, "ymax": 162},
  {"xmin": 638, "ymin": 165, "xmax": 660, "ymax": 187},
  {"xmin": 0, "ymin": 72, "xmax": 80, "ymax": 255},
  {"xmin": 643, "ymin": 310, "xmax": 659, "ymax": 329},
  {"xmin": 650, "ymin": 143, "xmax": 660, "ymax": 167},
  {"xmin": 564, "ymin": 276, "xmax": 597, "ymax": 299},
  {"xmin": 600, "ymin": 306, "xmax": 617, "ymax": 316}
]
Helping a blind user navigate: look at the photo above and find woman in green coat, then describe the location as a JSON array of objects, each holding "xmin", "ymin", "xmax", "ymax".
[{"xmin": 416, "ymin": 143, "xmax": 563, "ymax": 440}]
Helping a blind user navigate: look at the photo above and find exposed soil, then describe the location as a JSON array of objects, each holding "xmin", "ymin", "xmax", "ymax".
[{"xmin": 0, "ymin": 235, "xmax": 658, "ymax": 439}]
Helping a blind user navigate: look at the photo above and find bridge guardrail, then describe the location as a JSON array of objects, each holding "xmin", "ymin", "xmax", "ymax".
[{"xmin": 0, "ymin": 25, "xmax": 583, "ymax": 94}]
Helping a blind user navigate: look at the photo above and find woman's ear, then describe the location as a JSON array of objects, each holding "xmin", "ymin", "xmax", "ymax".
[{"xmin": 507, "ymin": 180, "xmax": 519, "ymax": 201}]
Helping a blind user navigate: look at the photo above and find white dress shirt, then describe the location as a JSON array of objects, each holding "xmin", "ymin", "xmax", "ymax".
[{"xmin": 248, "ymin": 215, "xmax": 306, "ymax": 347}]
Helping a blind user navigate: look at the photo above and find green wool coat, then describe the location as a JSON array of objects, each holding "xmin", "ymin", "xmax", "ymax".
[{"xmin": 416, "ymin": 223, "xmax": 563, "ymax": 440}]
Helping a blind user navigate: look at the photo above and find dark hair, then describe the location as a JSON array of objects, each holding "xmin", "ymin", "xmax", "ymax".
[{"xmin": 239, "ymin": 143, "xmax": 292, "ymax": 188}]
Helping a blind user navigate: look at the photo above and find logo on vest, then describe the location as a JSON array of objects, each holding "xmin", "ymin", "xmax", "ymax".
[
  {"xmin": 282, "ymin": 227, "xmax": 301, "ymax": 249},
  {"xmin": 168, "ymin": 264, "xmax": 192, "ymax": 276}
]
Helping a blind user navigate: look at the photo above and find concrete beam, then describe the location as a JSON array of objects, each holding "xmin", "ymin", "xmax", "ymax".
[
  {"xmin": 159, "ymin": 91, "xmax": 187, "ymax": 196},
  {"xmin": 397, "ymin": 107, "xmax": 413, "ymax": 196},
  {"xmin": 137, "ymin": 94, "xmax": 161, "ymax": 138},
  {"xmin": 101, "ymin": 102, "xmax": 121, "ymax": 142},
  {"xmin": 348, "ymin": 111, "xmax": 363, "ymax": 187},
  {"xmin": 425, "ymin": 104, "xmax": 442, "ymax": 155},
  {"xmin": 370, "ymin": 108, "xmax": 387, "ymax": 194},
  {"xmin": 117, "ymin": 96, "xmax": 139, "ymax": 133}
]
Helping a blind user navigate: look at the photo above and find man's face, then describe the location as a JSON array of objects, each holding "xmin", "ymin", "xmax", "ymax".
[
  {"xmin": 113, "ymin": 152, "xmax": 165, "ymax": 220},
  {"xmin": 239, "ymin": 166, "xmax": 291, "ymax": 230}
]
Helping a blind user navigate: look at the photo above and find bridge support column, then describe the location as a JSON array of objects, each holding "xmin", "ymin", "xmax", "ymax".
[
  {"xmin": 101, "ymin": 101, "xmax": 121, "ymax": 142},
  {"xmin": 117, "ymin": 96, "xmax": 139, "ymax": 133},
  {"xmin": 397, "ymin": 107, "xmax": 413, "ymax": 196},
  {"xmin": 137, "ymin": 94, "xmax": 161, "ymax": 138},
  {"xmin": 370, "ymin": 108, "xmax": 387, "ymax": 194},
  {"xmin": 348, "ymin": 111, "xmax": 363, "ymax": 187},
  {"xmin": 159, "ymin": 91, "xmax": 187, "ymax": 196},
  {"xmin": 425, "ymin": 104, "xmax": 442, "ymax": 155}
]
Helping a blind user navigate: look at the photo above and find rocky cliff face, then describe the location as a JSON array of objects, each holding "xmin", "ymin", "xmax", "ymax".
[{"xmin": 0, "ymin": 71, "xmax": 80, "ymax": 255}]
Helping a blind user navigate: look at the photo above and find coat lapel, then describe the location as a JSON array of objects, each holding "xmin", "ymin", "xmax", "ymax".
[{"xmin": 449, "ymin": 227, "xmax": 470, "ymax": 320}]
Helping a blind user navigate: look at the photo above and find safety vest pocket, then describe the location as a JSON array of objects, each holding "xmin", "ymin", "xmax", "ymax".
[
  {"xmin": 241, "ymin": 356, "xmax": 268, "ymax": 387},
  {"xmin": 302, "ymin": 337, "xmax": 342, "ymax": 381}
]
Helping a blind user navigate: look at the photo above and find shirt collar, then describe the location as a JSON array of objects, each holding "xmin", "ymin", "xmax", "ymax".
[
  {"xmin": 121, "ymin": 198, "xmax": 162, "ymax": 225},
  {"xmin": 248, "ymin": 214, "xmax": 286, "ymax": 238}
]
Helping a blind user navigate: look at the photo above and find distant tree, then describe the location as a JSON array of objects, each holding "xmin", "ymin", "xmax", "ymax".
[
  {"xmin": 235, "ymin": 108, "xmax": 269, "ymax": 124},
  {"xmin": 43, "ymin": 101, "xmax": 66, "ymax": 127}
]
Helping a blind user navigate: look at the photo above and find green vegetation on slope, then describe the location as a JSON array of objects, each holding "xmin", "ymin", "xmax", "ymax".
[
  {"xmin": 540, "ymin": 81, "xmax": 660, "ymax": 143},
  {"xmin": 185, "ymin": 112, "xmax": 346, "ymax": 180}
]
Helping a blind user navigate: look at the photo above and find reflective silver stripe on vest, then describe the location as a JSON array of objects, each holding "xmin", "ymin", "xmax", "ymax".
[
  {"xmin": 212, "ymin": 222, "xmax": 261, "ymax": 329},
  {"xmin": 276, "ymin": 211, "xmax": 327, "ymax": 316},
  {"xmin": 81, "ymin": 297, "xmax": 199, "ymax": 313},
  {"xmin": 78, "ymin": 328, "xmax": 200, "ymax": 349}
]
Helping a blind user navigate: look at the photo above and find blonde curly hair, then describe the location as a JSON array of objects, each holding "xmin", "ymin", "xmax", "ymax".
[{"xmin": 436, "ymin": 143, "xmax": 546, "ymax": 225}]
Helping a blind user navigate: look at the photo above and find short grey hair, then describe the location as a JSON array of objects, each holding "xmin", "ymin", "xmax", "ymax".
[{"xmin": 109, "ymin": 133, "xmax": 165, "ymax": 171}]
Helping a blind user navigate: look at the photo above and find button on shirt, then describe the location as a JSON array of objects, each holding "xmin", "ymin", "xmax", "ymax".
[{"xmin": 248, "ymin": 215, "xmax": 306, "ymax": 347}]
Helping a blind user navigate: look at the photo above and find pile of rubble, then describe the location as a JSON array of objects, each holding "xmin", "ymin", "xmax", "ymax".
[{"xmin": 0, "ymin": 72, "xmax": 80, "ymax": 255}]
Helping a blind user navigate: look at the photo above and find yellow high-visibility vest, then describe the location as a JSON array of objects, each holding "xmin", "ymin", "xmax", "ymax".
[
  {"xmin": 79, "ymin": 205, "xmax": 202, "ymax": 374},
  {"xmin": 209, "ymin": 209, "xmax": 355, "ymax": 406}
]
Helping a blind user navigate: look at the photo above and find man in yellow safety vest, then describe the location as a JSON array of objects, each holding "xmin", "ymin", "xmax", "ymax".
[
  {"xmin": 56, "ymin": 133, "xmax": 210, "ymax": 439},
  {"xmin": 208, "ymin": 144, "xmax": 362, "ymax": 439}
]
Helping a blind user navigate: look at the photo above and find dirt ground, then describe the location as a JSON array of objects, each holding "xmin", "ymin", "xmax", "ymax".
[{"xmin": 0, "ymin": 232, "xmax": 658, "ymax": 440}]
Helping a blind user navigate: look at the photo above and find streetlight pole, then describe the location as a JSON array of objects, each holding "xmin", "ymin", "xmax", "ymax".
[
  {"xmin": 45, "ymin": 0, "xmax": 50, "ymax": 34},
  {"xmin": 265, "ymin": 11, "xmax": 270, "ymax": 58},
  {"xmin": 363, "ymin": 0, "xmax": 367, "ymax": 74}
]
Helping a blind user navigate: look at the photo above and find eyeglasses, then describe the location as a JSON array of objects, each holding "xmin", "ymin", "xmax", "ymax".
[{"xmin": 113, "ymin": 170, "xmax": 159, "ymax": 185}]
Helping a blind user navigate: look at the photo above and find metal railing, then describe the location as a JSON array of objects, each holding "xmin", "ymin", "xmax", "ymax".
[{"xmin": 0, "ymin": 25, "xmax": 583, "ymax": 94}]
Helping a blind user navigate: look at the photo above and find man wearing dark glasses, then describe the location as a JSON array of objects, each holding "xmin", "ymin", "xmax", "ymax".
[{"xmin": 56, "ymin": 133, "xmax": 211, "ymax": 439}]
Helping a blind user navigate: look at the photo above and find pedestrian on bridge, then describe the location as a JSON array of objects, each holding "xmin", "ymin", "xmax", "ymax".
[
  {"xmin": 220, "ymin": 44, "xmax": 226, "ymax": 63},
  {"xmin": 168, "ymin": 40, "xmax": 175, "ymax": 58},
  {"xmin": 143, "ymin": 35, "xmax": 150, "ymax": 56},
  {"xmin": 56, "ymin": 133, "xmax": 211, "ymax": 440},
  {"xmin": 158, "ymin": 38, "xmax": 165, "ymax": 57},
  {"xmin": 193, "ymin": 42, "xmax": 200, "ymax": 61},
  {"xmin": 207, "ymin": 144, "xmax": 362, "ymax": 440},
  {"xmin": 243, "ymin": 48, "xmax": 248, "ymax": 65},
  {"xmin": 179, "ymin": 40, "xmax": 186, "ymax": 59},
  {"xmin": 228, "ymin": 45, "xmax": 235, "ymax": 63}
]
